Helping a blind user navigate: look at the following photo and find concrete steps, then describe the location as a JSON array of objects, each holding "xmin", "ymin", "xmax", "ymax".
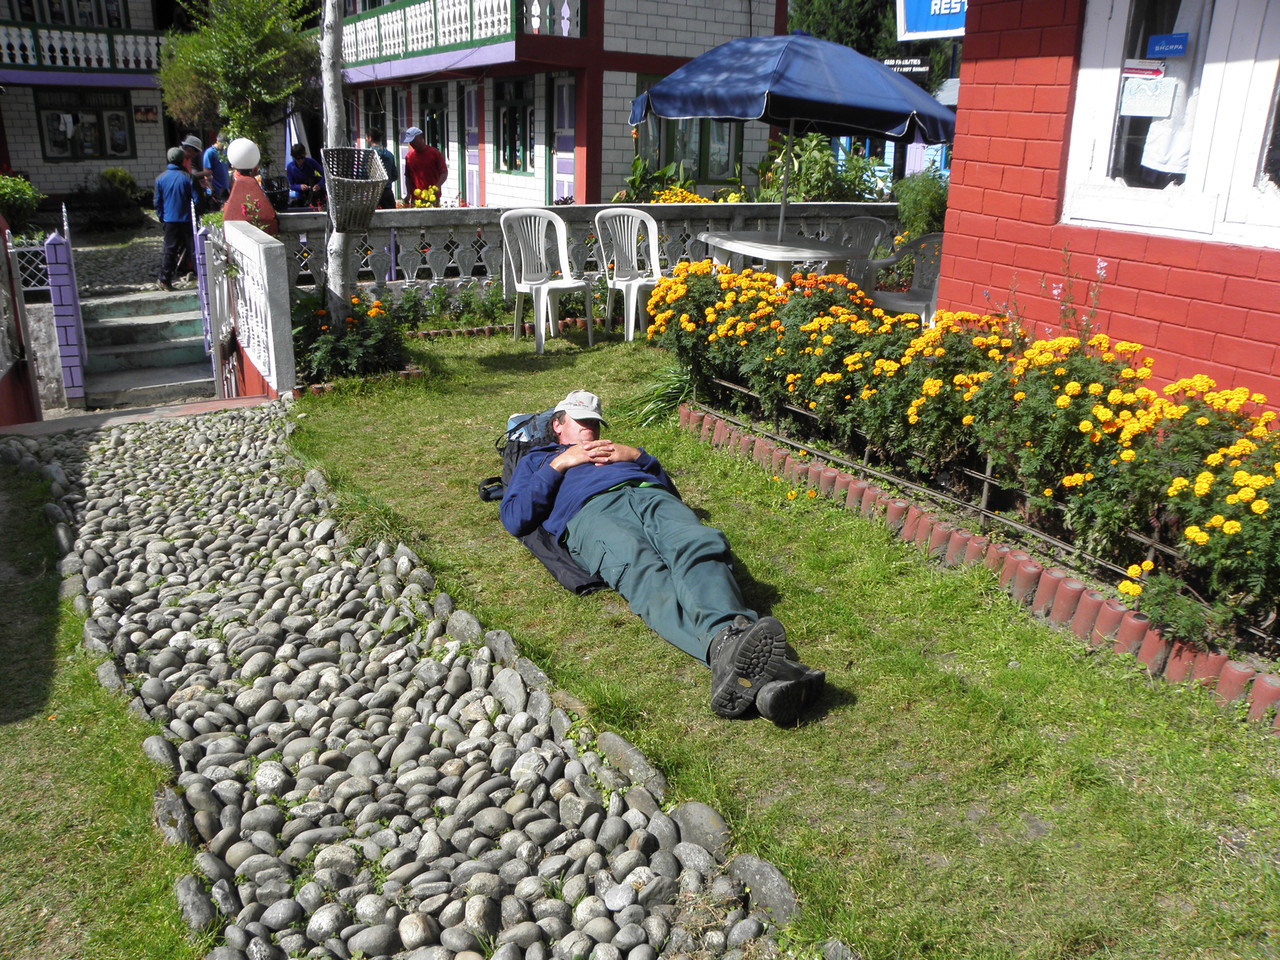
[{"xmin": 81, "ymin": 288, "xmax": 216, "ymax": 409}]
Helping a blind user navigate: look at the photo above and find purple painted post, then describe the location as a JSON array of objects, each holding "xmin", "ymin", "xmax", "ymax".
[{"xmin": 44, "ymin": 232, "xmax": 85, "ymax": 404}]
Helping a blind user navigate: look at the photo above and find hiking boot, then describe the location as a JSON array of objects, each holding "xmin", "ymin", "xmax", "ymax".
[
  {"xmin": 708, "ymin": 615, "xmax": 786, "ymax": 718},
  {"xmin": 157, "ymin": 278, "xmax": 173, "ymax": 291},
  {"xmin": 755, "ymin": 660, "xmax": 826, "ymax": 727}
]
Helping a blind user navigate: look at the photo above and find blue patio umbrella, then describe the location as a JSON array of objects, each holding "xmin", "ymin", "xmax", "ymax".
[{"xmin": 629, "ymin": 33, "xmax": 955, "ymax": 237}]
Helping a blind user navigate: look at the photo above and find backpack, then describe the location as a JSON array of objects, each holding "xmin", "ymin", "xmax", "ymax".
[
  {"xmin": 479, "ymin": 409, "xmax": 608, "ymax": 596},
  {"xmin": 478, "ymin": 409, "xmax": 558, "ymax": 502}
]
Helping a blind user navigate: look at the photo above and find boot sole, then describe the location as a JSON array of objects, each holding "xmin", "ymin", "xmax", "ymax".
[{"xmin": 710, "ymin": 616, "xmax": 786, "ymax": 718}]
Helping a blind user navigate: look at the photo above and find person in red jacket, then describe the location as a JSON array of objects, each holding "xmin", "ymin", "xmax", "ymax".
[{"xmin": 401, "ymin": 126, "xmax": 446, "ymax": 205}]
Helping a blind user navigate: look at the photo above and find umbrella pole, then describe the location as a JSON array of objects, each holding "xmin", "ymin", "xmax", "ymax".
[{"xmin": 776, "ymin": 119, "xmax": 794, "ymax": 244}]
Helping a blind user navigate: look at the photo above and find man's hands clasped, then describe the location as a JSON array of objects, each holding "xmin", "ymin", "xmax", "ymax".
[{"xmin": 550, "ymin": 439, "xmax": 641, "ymax": 472}]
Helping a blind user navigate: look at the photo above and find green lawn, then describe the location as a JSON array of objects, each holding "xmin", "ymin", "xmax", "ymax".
[
  {"xmin": 2, "ymin": 327, "xmax": 1278, "ymax": 960},
  {"xmin": 290, "ymin": 332, "xmax": 1280, "ymax": 960},
  {"xmin": 0, "ymin": 465, "xmax": 206, "ymax": 960}
]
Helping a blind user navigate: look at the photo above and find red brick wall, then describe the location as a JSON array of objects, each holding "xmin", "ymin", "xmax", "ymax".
[{"xmin": 939, "ymin": 0, "xmax": 1280, "ymax": 403}]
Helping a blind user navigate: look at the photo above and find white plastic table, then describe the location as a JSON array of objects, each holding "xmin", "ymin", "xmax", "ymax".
[{"xmin": 697, "ymin": 229, "xmax": 857, "ymax": 282}]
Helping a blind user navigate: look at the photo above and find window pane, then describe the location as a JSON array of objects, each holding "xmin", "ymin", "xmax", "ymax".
[
  {"xmin": 1261, "ymin": 76, "xmax": 1280, "ymax": 189},
  {"xmin": 1108, "ymin": 0, "xmax": 1215, "ymax": 188},
  {"xmin": 668, "ymin": 119, "xmax": 699, "ymax": 178},
  {"xmin": 705, "ymin": 121, "xmax": 735, "ymax": 180}
]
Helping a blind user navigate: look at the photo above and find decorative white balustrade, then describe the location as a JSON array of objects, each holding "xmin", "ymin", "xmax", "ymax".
[
  {"xmin": 273, "ymin": 202, "xmax": 897, "ymax": 294},
  {"xmin": 0, "ymin": 21, "xmax": 162, "ymax": 71},
  {"xmin": 200, "ymin": 221, "xmax": 295, "ymax": 399},
  {"xmin": 341, "ymin": 0, "xmax": 579, "ymax": 66}
]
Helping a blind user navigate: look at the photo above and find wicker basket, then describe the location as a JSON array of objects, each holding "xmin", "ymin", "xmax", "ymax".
[{"xmin": 322, "ymin": 146, "xmax": 389, "ymax": 233}]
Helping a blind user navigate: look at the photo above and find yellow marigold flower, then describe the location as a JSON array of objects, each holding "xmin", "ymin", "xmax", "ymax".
[
  {"xmin": 786, "ymin": 490, "xmax": 797, "ymax": 500},
  {"xmin": 1088, "ymin": 383, "xmax": 1104, "ymax": 395},
  {"xmin": 1239, "ymin": 487, "xmax": 1256, "ymax": 501},
  {"xmin": 1120, "ymin": 449, "xmax": 1136, "ymax": 462},
  {"xmin": 1127, "ymin": 563, "xmax": 1142, "ymax": 577},
  {"xmin": 1079, "ymin": 420, "xmax": 1093, "ymax": 433},
  {"xmin": 1207, "ymin": 514, "xmax": 1224, "ymax": 527},
  {"xmin": 1014, "ymin": 391, "xmax": 1026, "ymax": 401},
  {"xmin": 1044, "ymin": 488, "xmax": 1054, "ymax": 497},
  {"xmin": 1055, "ymin": 395, "xmax": 1071, "ymax": 409},
  {"xmin": 1196, "ymin": 531, "xmax": 1210, "ymax": 545},
  {"xmin": 1118, "ymin": 580, "xmax": 1142, "ymax": 597},
  {"xmin": 1195, "ymin": 416, "xmax": 1210, "ymax": 427},
  {"xmin": 1222, "ymin": 520, "xmax": 1241, "ymax": 535},
  {"xmin": 1141, "ymin": 560, "xmax": 1154, "ymax": 571},
  {"xmin": 1252, "ymin": 498, "xmax": 1268, "ymax": 515},
  {"xmin": 1065, "ymin": 381, "xmax": 1082, "ymax": 396},
  {"xmin": 1184, "ymin": 525, "xmax": 1202, "ymax": 540}
]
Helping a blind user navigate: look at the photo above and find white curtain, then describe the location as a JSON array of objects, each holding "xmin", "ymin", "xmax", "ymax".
[{"xmin": 1141, "ymin": 0, "xmax": 1215, "ymax": 175}]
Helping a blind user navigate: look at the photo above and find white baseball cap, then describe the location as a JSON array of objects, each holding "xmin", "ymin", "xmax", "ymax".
[
  {"xmin": 400, "ymin": 126, "xmax": 424, "ymax": 143},
  {"xmin": 554, "ymin": 390, "xmax": 606, "ymax": 425}
]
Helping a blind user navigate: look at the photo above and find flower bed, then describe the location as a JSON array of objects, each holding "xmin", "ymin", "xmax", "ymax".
[{"xmin": 645, "ymin": 259, "xmax": 1280, "ymax": 658}]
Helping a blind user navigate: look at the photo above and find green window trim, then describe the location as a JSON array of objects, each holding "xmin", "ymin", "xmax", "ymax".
[{"xmin": 494, "ymin": 78, "xmax": 535, "ymax": 175}]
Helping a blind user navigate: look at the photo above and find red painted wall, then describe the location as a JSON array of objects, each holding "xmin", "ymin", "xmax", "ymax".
[
  {"xmin": 0, "ymin": 213, "xmax": 37, "ymax": 427},
  {"xmin": 940, "ymin": 0, "xmax": 1280, "ymax": 403},
  {"xmin": 234, "ymin": 341, "xmax": 275, "ymax": 399}
]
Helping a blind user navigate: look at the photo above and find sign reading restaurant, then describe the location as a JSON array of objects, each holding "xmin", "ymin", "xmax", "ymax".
[{"xmin": 896, "ymin": 0, "xmax": 967, "ymax": 40}]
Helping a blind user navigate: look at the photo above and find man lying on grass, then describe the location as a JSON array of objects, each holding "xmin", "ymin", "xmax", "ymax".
[{"xmin": 500, "ymin": 390, "xmax": 824, "ymax": 725}]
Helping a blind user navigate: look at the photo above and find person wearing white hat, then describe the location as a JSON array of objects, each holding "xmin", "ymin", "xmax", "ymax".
[
  {"xmin": 500, "ymin": 390, "xmax": 823, "ymax": 724},
  {"xmin": 400, "ymin": 125, "xmax": 446, "ymax": 205}
]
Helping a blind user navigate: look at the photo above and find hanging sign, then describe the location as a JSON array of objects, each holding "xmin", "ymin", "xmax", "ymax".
[
  {"xmin": 1146, "ymin": 33, "xmax": 1188, "ymax": 58},
  {"xmin": 895, "ymin": 0, "xmax": 966, "ymax": 41},
  {"xmin": 1119, "ymin": 60, "xmax": 1175, "ymax": 118}
]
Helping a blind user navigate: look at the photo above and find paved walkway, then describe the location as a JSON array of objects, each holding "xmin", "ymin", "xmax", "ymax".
[{"xmin": 3, "ymin": 395, "xmax": 270, "ymax": 437}]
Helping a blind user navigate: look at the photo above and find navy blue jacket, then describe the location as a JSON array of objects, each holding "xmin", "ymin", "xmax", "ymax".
[
  {"xmin": 501, "ymin": 444, "xmax": 676, "ymax": 540},
  {"xmin": 154, "ymin": 164, "xmax": 195, "ymax": 223}
]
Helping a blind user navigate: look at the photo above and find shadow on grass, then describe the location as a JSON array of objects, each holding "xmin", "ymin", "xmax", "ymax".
[{"xmin": 0, "ymin": 466, "xmax": 64, "ymax": 725}]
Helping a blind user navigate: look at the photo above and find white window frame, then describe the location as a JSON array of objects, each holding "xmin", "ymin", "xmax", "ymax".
[{"xmin": 1063, "ymin": 0, "xmax": 1280, "ymax": 248}]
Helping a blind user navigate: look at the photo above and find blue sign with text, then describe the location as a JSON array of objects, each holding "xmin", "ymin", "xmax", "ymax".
[
  {"xmin": 896, "ymin": 0, "xmax": 967, "ymax": 41},
  {"xmin": 1146, "ymin": 33, "xmax": 1188, "ymax": 58}
]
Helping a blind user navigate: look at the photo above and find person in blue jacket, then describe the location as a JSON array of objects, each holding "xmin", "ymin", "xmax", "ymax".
[
  {"xmin": 286, "ymin": 142, "xmax": 325, "ymax": 208},
  {"xmin": 154, "ymin": 146, "xmax": 195, "ymax": 291},
  {"xmin": 501, "ymin": 390, "xmax": 824, "ymax": 724}
]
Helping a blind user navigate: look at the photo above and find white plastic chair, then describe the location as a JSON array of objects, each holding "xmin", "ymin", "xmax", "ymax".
[
  {"xmin": 864, "ymin": 232, "xmax": 945, "ymax": 325},
  {"xmin": 500, "ymin": 208, "xmax": 593, "ymax": 354},
  {"xmin": 835, "ymin": 216, "xmax": 891, "ymax": 291},
  {"xmin": 594, "ymin": 207, "xmax": 665, "ymax": 341}
]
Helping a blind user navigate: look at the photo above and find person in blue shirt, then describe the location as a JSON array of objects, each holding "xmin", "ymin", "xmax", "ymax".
[
  {"xmin": 202, "ymin": 132, "xmax": 229, "ymax": 208},
  {"xmin": 286, "ymin": 142, "xmax": 325, "ymax": 208},
  {"xmin": 364, "ymin": 128, "xmax": 398, "ymax": 209},
  {"xmin": 501, "ymin": 390, "xmax": 824, "ymax": 724},
  {"xmin": 154, "ymin": 146, "xmax": 195, "ymax": 290}
]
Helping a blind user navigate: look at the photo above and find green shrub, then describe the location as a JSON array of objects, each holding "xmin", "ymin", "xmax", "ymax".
[
  {"xmin": 99, "ymin": 167, "xmax": 138, "ymax": 194},
  {"xmin": 893, "ymin": 166, "xmax": 949, "ymax": 238},
  {"xmin": 645, "ymin": 256, "xmax": 1280, "ymax": 651},
  {"xmin": 0, "ymin": 175, "xmax": 45, "ymax": 233},
  {"xmin": 65, "ymin": 173, "xmax": 147, "ymax": 232},
  {"xmin": 292, "ymin": 288, "xmax": 408, "ymax": 383}
]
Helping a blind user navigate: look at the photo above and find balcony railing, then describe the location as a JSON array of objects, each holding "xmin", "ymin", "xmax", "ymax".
[
  {"xmin": 0, "ymin": 21, "xmax": 163, "ymax": 71},
  {"xmin": 272, "ymin": 202, "xmax": 897, "ymax": 292},
  {"xmin": 342, "ymin": 0, "xmax": 580, "ymax": 66}
]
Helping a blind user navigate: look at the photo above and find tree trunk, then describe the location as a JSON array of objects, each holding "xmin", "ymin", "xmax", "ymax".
[{"xmin": 320, "ymin": 0, "xmax": 351, "ymax": 318}]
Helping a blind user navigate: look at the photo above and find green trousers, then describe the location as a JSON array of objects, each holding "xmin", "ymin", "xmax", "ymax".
[{"xmin": 565, "ymin": 484, "xmax": 755, "ymax": 662}]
